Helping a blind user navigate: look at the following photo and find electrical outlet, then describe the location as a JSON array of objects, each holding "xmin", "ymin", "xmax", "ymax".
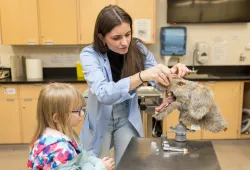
[
  {"xmin": 240, "ymin": 53, "xmax": 246, "ymax": 61},
  {"xmin": 245, "ymin": 43, "xmax": 250, "ymax": 50}
]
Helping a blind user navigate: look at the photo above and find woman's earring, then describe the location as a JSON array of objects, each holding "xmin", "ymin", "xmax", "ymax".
[{"xmin": 103, "ymin": 42, "xmax": 106, "ymax": 46}]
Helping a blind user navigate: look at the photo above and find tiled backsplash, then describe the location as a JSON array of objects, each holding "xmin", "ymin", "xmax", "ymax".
[
  {"xmin": 1, "ymin": 0, "xmax": 250, "ymax": 68},
  {"xmin": 0, "ymin": 45, "xmax": 86, "ymax": 68}
]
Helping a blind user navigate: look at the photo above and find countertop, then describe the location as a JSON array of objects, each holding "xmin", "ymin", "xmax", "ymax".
[
  {"xmin": 183, "ymin": 73, "xmax": 250, "ymax": 81},
  {"xmin": 117, "ymin": 137, "xmax": 250, "ymax": 170},
  {"xmin": 1, "ymin": 74, "xmax": 250, "ymax": 84},
  {"xmin": 1, "ymin": 66, "xmax": 250, "ymax": 84},
  {"xmin": 0, "ymin": 77, "xmax": 86, "ymax": 84},
  {"xmin": 117, "ymin": 137, "xmax": 221, "ymax": 170}
]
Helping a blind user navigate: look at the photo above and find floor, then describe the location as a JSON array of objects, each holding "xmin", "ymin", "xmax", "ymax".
[
  {"xmin": 212, "ymin": 140, "xmax": 250, "ymax": 170},
  {"xmin": 0, "ymin": 140, "xmax": 249, "ymax": 170}
]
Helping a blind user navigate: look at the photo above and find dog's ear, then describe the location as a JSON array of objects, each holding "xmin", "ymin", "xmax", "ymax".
[{"xmin": 188, "ymin": 84, "xmax": 213, "ymax": 120}]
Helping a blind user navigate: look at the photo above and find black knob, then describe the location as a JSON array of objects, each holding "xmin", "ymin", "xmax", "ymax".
[{"xmin": 140, "ymin": 103, "xmax": 147, "ymax": 111}]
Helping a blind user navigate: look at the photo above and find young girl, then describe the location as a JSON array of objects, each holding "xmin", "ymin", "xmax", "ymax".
[{"xmin": 27, "ymin": 83, "xmax": 114, "ymax": 170}]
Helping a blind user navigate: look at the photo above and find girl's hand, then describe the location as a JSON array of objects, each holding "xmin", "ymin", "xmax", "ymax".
[
  {"xmin": 140, "ymin": 64, "xmax": 173, "ymax": 86},
  {"xmin": 102, "ymin": 157, "xmax": 115, "ymax": 170},
  {"xmin": 170, "ymin": 63, "xmax": 191, "ymax": 77}
]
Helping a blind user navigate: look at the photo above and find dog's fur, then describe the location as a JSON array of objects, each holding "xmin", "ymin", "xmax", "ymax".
[{"xmin": 154, "ymin": 78, "xmax": 228, "ymax": 133}]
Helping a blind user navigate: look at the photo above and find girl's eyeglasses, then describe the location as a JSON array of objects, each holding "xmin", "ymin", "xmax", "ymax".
[{"xmin": 72, "ymin": 106, "xmax": 85, "ymax": 117}]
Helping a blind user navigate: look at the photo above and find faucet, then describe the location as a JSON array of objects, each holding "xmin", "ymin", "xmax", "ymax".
[{"xmin": 191, "ymin": 49, "xmax": 199, "ymax": 74}]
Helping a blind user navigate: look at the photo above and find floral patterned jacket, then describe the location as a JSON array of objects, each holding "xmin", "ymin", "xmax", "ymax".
[{"xmin": 27, "ymin": 128, "xmax": 106, "ymax": 170}]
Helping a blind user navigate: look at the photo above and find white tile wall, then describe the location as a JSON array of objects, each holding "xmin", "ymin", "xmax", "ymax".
[{"xmin": 0, "ymin": 0, "xmax": 250, "ymax": 67}]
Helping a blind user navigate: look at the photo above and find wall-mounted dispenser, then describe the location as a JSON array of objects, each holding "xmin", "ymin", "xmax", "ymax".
[
  {"xmin": 196, "ymin": 42, "xmax": 210, "ymax": 64},
  {"xmin": 160, "ymin": 27, "xmax": 187, "ymax": 66}
]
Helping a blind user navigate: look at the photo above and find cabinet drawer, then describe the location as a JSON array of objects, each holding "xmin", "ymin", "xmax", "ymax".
[
  {"xmin": 71, "ymin": 83, "xmax": 88, "ymax": 94},
  {"xmin": 19, "ymin": 84, "xmax": 44, "ymax": 99},
  {"xmin": 0, "ymin": 84, "xmax": 18, "ymax": 99}
]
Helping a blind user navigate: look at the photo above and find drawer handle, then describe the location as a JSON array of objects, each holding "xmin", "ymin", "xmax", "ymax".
[
  {"xmin": 24, "ymin": 99, "xmax": 32, "ymax": 102},
  {"xmin": 33, "ymin": 84, "xmax": 43, "ymax": 86},
  {"xmin": 45, "ymin": 40, "xmax": 53, "ymax": 45},
  {"xmin": 6, "ymin": 99, "xmax": 14, "ymax": 102},
  {"xmin": 27, "ymin": 41, "xmax": 37, "ymax": 45}
]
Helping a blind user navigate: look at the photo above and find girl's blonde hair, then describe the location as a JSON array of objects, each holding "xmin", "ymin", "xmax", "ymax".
[{"xmin": 30, "ymin": 83, "xmax": 85, "ymax": 146}]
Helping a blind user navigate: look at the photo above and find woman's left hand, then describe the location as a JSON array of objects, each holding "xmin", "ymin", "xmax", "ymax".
[{"xmin": 170, "ymin": 63, "xmax": 191, "ymax": 77}]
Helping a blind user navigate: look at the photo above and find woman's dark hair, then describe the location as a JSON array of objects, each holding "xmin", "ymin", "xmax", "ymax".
[{"xmin": 93, "ymin": 5, "xmax": 145, "ymax": 78}]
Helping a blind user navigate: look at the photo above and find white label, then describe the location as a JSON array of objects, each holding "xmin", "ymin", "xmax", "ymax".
[
  {"xmin": 211, "ymin": 39, "xmax": 228, "ymax": 64},
  {"xmin": 4, "ymin": 88, "xmax": 16, "ymax": 95},
  {"xmin": 134, "ymin": 19, "xmax": 151, "ymax": 42},
  {"xmin": 190, "ymin": 124, "xmax": 201, "ymax": 131}
]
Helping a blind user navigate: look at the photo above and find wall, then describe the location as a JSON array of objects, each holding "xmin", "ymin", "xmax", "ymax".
[
  {"xmin": 0, "ymin": 45, "xmax": 84, "ymax": 68},
  {"xmin": 1, "ymin": 0, "xmax": 250, "ymax": 68},
  {"xmin": 147, "ymin": 0, "xmax": 250, "ymax": 66}
]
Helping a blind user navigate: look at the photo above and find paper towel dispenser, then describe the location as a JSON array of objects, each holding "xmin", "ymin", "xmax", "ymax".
[{"xmin": 160, "ymin": 27, "xmax": 187, "ymax": 56}]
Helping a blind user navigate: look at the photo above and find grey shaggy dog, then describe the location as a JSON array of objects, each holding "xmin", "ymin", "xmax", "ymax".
[{"xmin": 154, "ymin": 78, "xmax": 228, "ymax": 133}]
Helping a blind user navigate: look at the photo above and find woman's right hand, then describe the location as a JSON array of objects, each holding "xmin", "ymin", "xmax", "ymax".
[
  {"xmin": 102, "ymin": 157, "xmax": 115, "ymax": 170},
  {"xmin": 140, "ymin": 64, "xmax": 172, "ymax": 86}
]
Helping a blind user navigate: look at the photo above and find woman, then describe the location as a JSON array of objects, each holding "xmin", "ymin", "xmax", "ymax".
[{"xmin": 79, "ymin": 5, "xmax": 190, "ymax": 166}]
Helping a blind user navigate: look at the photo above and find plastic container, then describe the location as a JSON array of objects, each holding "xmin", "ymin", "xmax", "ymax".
[{"xmin": 76, "ymin": 61, "xmax": 85, "ymax": 79}]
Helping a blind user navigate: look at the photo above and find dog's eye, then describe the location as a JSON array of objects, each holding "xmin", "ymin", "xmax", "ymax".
[{"xmin": 178, "ymin": 82, "xmax": 185, "ymax": 86}]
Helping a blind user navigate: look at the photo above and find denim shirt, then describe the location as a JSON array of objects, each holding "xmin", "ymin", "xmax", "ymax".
[
  {"xmin": 112, "ymin": 99, "xmax": 129, "ymax": 119},
  {"xmin": 79, "ymin": 43, "xmax": 157, "ymax": 156}
]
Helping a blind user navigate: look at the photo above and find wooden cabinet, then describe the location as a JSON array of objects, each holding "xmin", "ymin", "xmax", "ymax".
[
  {"xmin": 38, "ymin": 0, "xmax": 78, "ymax": 45},
  {"xmin": 201, "ymin": 81, "xmax": 243, "ymax": 139},
  {"xmin": 0, "ymin": 0, "xmax": 39, "ymax": 45},
  {"xmin": 162, "ymin": 81, "xmax": 243, "ymax": 140},
  {"xmin": 79, "ymin": 0, "xmax": 115, "ymax": 44},
  {"xmin": 0, "ymin": 0, "xmax": 156, "ymax": 45},
  {"xmin": 116, "ymin": 0, "xmax": 155, "ymax": 44},
  {"xmin": 19, "ymin": 84, "xmax": 43, "ymax": 143},
  {"xmin": 18, "ymin": 83, "xmax": 87, "ymax": 143},
  {"xmin": 0, "ymin": 84, "xmax": 21, "ymax": 143}
]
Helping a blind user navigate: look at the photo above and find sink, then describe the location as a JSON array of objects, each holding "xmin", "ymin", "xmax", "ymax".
[
  {"xmin": 184, "ymin": 74, "xmax": 220, "ymax": 79},
  {"xmin": 185, "ymin": 74, "xmax": 209, "ymax": 78}
]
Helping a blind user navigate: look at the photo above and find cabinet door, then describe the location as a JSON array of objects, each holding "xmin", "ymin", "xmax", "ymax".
[
  {"xmin": 0, "ymin": 99, "xmax": 21, "ymax": 143},
  {"xmin": 38, "ymin": 0, "xmax": 78, "ymax": 44},
  {"xmin": 0, "ymin": 0, "xmax": 39, "ymax": 45},
  {"xmin": 19, "ymin": 84, "xmax": 43, "ymax": 143},
  {"xmin": 116, "ymin": 0, "xmax": 155, "ymax": 44},
  {"xmin": 202, "ymin": 81, "xmax": 242, "ymax": 139},
  {"xmin": 163, "ymin": 110, "xmax": 202, "ymax": 140},
  {"xmin": 21, "ymin": 99, "xmax": 38, "ymax": 143},
  {"xmin": 79, "ymin": 0, "xmax": 115, "ymax": 44}
]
